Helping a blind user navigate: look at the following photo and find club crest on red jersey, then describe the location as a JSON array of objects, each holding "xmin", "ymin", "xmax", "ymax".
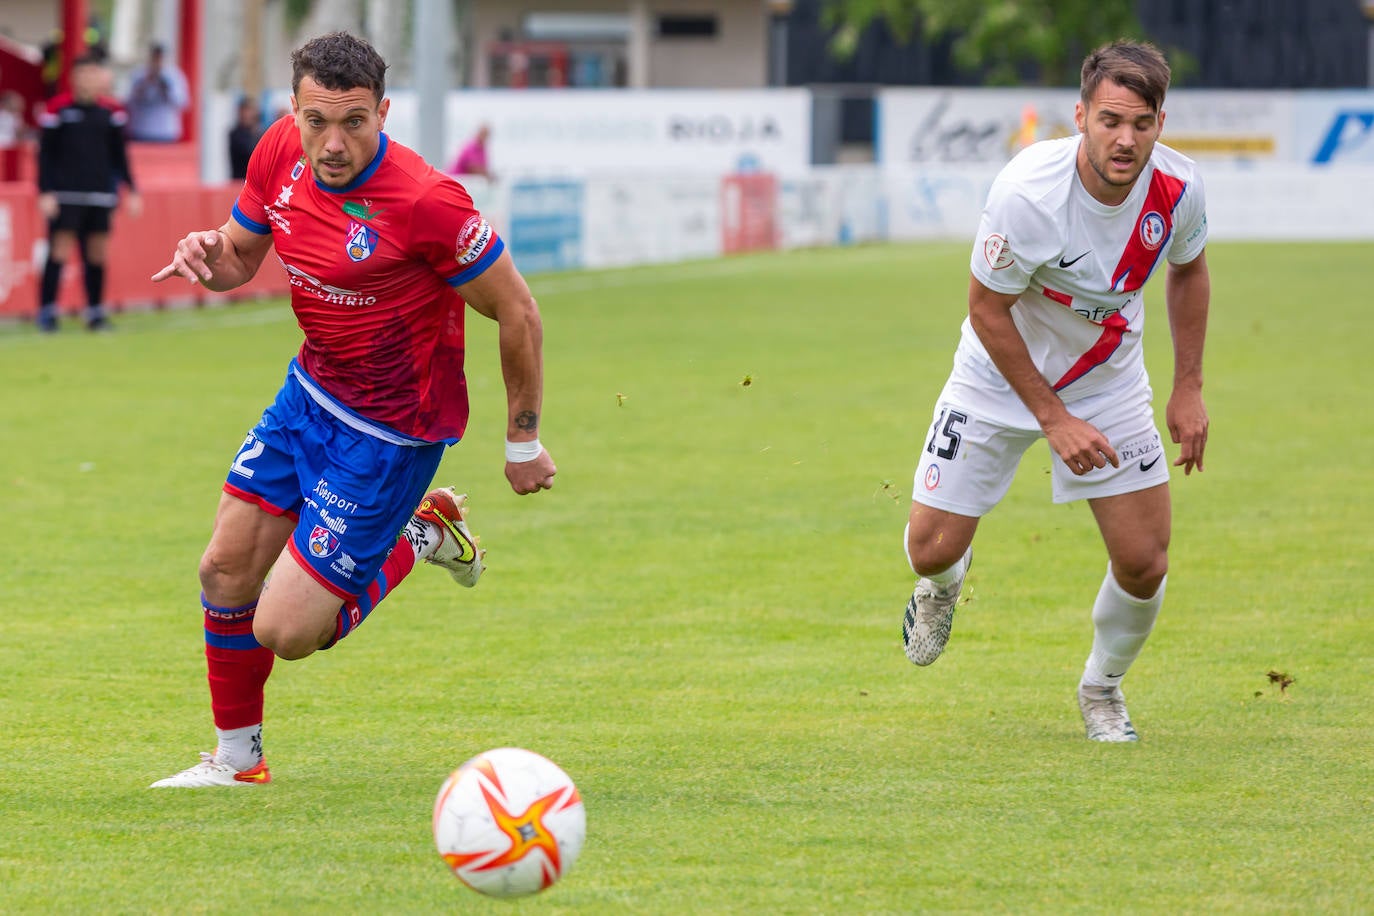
[
  {"xmin": 455, "ymin": 215, "xmax": 494, "ymax": 266},
  {"xmin": 308, "ymin": 525, "xmax": 339, "ymax": 558},
  {"xmin": 346, "ymin": 219, "xmax": 379, "ymax": 262},
  {"xmin": 291, "ymin": 157, "xmax": 306, "ymax": 181}
]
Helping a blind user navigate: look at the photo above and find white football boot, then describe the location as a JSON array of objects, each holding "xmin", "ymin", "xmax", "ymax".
[
  {"xmin": 414, "ymin": 487, "xmax": 485, "ymax": 587},
  {"xmin": 1078, "ymin": 684, "xmax": 1140, "ymax": 742},
  {"xmin": 150, "ymin": 752, "xmax": 271, "ymax": 787},
  {"xmin": 901, "ymin": 548, "xmax": 971, "ymax": 666}
]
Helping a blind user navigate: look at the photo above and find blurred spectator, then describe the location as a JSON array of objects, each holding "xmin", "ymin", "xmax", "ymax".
[
  {"xmin": 40, "ymin": 31, "xmax": 63, "ymax": 97},
  {"xmin": 0, "ymin": 90, "xmax": 30, "ymax": 144},
  {"xmin": 447, "ymin": 124, "xmax": 492, "ymax": 179},
  {"xmin": 228, "ymin": 96, "xmax": 263, "ymax": 180},
  {"xmin": 40, "ymin": 21, "xmax": 109, "ymax": 97},
  {"xmin": 125, "ymin": 42, "xmax": 189, "ymax": 142},
  {"xmin": 0, "ymin": 90, "xmax": 33, "ymax": 182},
  {"xmin": 36, "ymin": 55, "xmax": 140, "ymax": 332}
]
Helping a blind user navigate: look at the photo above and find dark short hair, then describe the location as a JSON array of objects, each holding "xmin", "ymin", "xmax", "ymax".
[
  {"xmin": 1080, "ymin": 40, "xmax": 1171, "ymax": 113},
  {"xmin": 290, "ymin": 31, "xmax": 388, "ymax": 102}
]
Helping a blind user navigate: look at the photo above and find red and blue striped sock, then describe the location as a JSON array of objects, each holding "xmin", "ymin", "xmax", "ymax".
[
  {"xmin": 203, "ymin": 596, "xmax": 274, "ymax": 764},
  {"xmin": 323, "ymin": 534, "xmax": 420, "ymax": 649}
]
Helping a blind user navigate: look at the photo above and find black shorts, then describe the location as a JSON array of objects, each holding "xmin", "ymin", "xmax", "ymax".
[{"xmin": 49, "ymin": 203, "xmax": 113, "ymax": 237}]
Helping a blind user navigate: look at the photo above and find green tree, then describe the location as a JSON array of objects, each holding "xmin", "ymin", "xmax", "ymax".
[{"xmin": 823, "ymin": 0, "xmax": 1145, "ymax": 85}]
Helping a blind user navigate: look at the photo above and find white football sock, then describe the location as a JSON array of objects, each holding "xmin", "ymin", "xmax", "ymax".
[
  {"xmin": 1081, "ymin": 566, "xmax": 1165, "ymax": 688},
  {"xmin": 925, "ymin": 550, "xmax": 968, "ymax": 590},
  {"xmin": 215, "ymin": 724, "xmax": 263, "ymax": 770},
  {"xmin": 400, "ymin": 515, "xmax": 444, "ymax": 560},
  {"xmin": 903, "ymin": 521, "xmax": 969, "ymax": 589}
]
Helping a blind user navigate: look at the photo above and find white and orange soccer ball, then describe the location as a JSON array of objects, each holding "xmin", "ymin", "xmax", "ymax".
[{"xmin": 432, "ymin": 747, "xmax": 586, "ymax": 898}]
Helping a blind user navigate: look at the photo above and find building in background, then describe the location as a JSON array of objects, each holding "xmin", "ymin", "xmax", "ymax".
[
  {"xmin": 465, "ymin": 2, "xmax": 776, "ymax": 89},
  {"xmin": 4, "ymin": 0, "xmax": 1369, "ymax": 97}
]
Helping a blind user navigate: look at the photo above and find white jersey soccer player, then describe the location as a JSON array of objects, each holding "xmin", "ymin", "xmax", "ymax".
[
  {"xmin": 965, "ymin": 135, "xmax": 1207, "ymax": 404},
  {"xmin": 899, "ymin": 40, "xmax": 1212, "ymax": 743},
  {"xmin": 916, "ymin": 136, "xmax": 1208, "ymax": 514}
]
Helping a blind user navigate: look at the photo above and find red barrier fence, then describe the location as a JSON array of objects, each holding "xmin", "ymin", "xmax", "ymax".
[
  {"xmin": 721, "ymin": 173, "xmax": 778, "ymax": 255},
  {"xmin": 0, "ymin": 149, "xmax": 785, "ymax": 320},
  {"xmin": 0, "ymin": 142, "xmax": 288, "ymax": 321}
]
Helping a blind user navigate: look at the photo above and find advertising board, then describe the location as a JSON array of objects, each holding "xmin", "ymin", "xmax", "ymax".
[
  {"xmin": 435, "ymin": 89, "xmax": 812, "ymax": 179},
  {"xmin": 877, "ymin": 88, "xmax": 1299, "ymax": 166}
]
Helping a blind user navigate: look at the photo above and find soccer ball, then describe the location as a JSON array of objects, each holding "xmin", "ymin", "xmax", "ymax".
[{"xmin": 432, "ymin": 747, "xmax": 586, "ymax": 898}]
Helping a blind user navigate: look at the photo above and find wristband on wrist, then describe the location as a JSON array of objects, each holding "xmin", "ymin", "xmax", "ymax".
[{"xmin": 505, "ymin": 438, "xmax": 542, "ymax": 463}]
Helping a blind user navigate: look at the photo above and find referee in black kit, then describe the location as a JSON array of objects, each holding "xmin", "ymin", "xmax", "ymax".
[{"xmin": 36, "ymin": 54, "xmax": 141, "ymax": 332}]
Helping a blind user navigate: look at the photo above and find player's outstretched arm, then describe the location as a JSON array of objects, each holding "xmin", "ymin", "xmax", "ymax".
[
  {"xmin": 151, "ymin": 220, "xmax": 273, "ymax": 292},
  {"xmin": 458, "ymin": 250, "xmax": 556, "ymax": 495},
  {"xmin": 1164, "ymin": 251, "xmax": 1210, "ymax": 475}
]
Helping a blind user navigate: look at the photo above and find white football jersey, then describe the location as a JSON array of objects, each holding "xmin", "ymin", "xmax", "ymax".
[{"xmin": 965, "ymin": 135, "xmax": 1208, "ymax": 401}]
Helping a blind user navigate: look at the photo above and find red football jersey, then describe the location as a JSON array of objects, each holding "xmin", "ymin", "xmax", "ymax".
[{"xmin": 232, "ymin": 116, "xmax": 505, "ymax": 442}]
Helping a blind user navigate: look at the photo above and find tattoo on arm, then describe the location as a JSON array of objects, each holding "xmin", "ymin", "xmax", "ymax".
[{"xmin": 514, "ymin": 410, "xmax": 538, "ymax": 434}]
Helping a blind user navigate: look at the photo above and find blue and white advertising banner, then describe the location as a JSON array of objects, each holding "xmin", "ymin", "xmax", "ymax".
[
  {"xmin": 1296, "ymin": 91, "xmax": 1374, "ymax": 165},
  {"xmin": 1203, "ymin": 163, "xmax": 1374, "ymax": 238},
  {"xmin": 507, "ymin": 179, "xmax": 585, "ymax": 274},
  {"xmin": 438, "ymin": 89, "xmax": 812, "ymax": 179},
  {"xmin": 779, "ymin": 166, "xmax": 887, "ymax": 249},
  {"xmin": 883, "ymin": 166, "xmax": 994, "ymax": 241},
  {"xmin": 877, "ymin": 88, "xmax": 1310, "ymax": 166},
  {"xmin": 581, "ymin": 175, "xmax": 721, "ymax": 269}
]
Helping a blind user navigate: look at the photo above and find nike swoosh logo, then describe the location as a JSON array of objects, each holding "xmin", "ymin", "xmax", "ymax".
[
  {"xmin": 443, "ymin": 524, "xmax": 477, "ymax": 562},
  {"xmin": 1058, "ymin": 251, "xmax": 1091, "ymax": 268},
  {"xmin": 1139, "ymin": 455, "xmax": 1161, "ymax": 472}
]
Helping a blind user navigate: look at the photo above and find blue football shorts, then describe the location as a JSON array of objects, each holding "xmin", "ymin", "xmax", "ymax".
[{"xmin": 223, "ymin": 367, "xmax": 447, "ymax": 598}]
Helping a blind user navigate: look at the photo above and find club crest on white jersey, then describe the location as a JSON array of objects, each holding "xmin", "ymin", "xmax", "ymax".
[{"xmin": 1139, "ymin": 211, "xmax": 1168, "ymax": 250}]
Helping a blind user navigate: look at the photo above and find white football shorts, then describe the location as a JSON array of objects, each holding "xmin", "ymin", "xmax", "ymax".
[{"xmin": 912, "ymin": 348, "xmax": 1169, "ymax": 516}]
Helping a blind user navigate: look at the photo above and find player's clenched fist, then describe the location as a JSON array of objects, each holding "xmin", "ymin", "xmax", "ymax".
[
  {"xmin": 152, "ymin": 230, "xmax": 224, "ymax": 284},
  {"xmin": 505, "ymin": 451, "xmax": 557, "ymax": 495}
]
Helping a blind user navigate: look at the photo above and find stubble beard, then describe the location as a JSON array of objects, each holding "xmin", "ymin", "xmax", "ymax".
[{"xmin": 1087, "ymin": 142, "xmax": 1144, "ymax": 191}]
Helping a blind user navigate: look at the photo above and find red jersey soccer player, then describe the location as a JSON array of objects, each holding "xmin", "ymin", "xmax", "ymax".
[{"xmin": 150, "ymin": 32, "xmax": 556, "ymax": 787}]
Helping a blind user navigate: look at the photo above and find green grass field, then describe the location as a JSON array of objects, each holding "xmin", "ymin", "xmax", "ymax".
[{"xmin": 1, "ymin": 241, "xmax": 1369, "ymax": 913}]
